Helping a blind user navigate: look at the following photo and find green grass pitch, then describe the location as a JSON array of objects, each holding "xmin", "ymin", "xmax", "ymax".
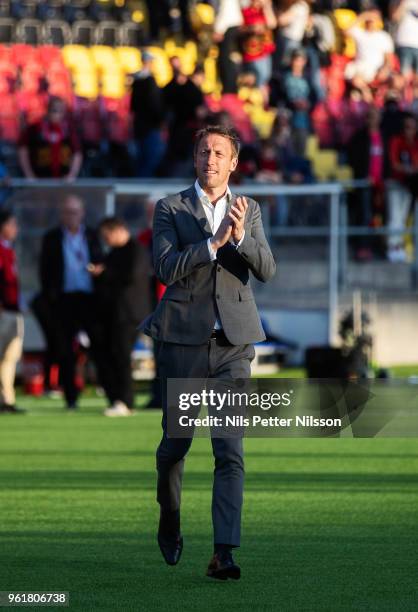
[{"xmin": 0, "ymin": 392, "xmax": 417, "ymax": 612}]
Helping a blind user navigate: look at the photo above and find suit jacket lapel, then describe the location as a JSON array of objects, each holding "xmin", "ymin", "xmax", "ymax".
[
  {"xmin": 181, "ymin": 185, "xmax": 213, "ymax": 239},
  {"xmin": 181, "ymin": 186, "xmax": 238, "ymax": 240}
]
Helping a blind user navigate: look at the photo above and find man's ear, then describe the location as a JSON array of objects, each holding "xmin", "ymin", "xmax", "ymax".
[{"xmin": 230, "ymin": 156, "xmax": 238, "ymax": 172}]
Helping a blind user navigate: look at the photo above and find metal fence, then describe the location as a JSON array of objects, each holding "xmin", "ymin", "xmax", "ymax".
[{"xmin": 4, "ymin": 178, "xmax": 416, "ymax": 348}]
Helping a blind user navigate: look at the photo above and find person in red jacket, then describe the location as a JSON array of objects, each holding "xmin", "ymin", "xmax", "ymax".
[
  {"xmin": 0, "ymin": 211, "xmax": 24, "ymax": 413},
  {"xmin": 387, "ymin": 114, "xmax": 418, "ymax": 262}
]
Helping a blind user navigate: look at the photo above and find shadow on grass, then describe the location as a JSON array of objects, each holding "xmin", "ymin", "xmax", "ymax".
[{"xmin": 1, "ymin": 470, "xmax": 418, "ymax": 492}]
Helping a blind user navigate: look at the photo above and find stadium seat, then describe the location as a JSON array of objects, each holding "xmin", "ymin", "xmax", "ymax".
[
  {"xmin": 72, "ymin": 71, "xmax": 98, "ymax": 98},
  {"xmin": 202, "ymin": 52, "xmax": 218, "ymax": 94},
  {"xmin": 306, "ymin": 135, "xmax": 319, "ymax": 159},
  {"xmin": 115, "ymin": 46, "xmax": 141, "ymax": 74},
  {"xmin": 145, "ymin": 46, "xmax": 172, "ymax": 87},
  {"xmin": 62, "ymin": 44, "xmax": 94, "ymax": 71},
  {"xmin": 10, "ymin": 42, "xmax": 38, "ymax": 65},
  {"xmin": 312, "ymin": 150, "xmax": 338, "ymax": 181},
  {"xmin": 0, "ymin": 43, "xmax": 10, "ymax": 59},
  {"xmin": 0, "ymin": 93, "xmax": 20, "ymax": 142},
  {"xmin": 42, "ymin": 19, "xmax": 72, "ymax": 46},
  {"xmin": 94, "ymin": 20, "xmax": 120, "ymax": 46},
  {"xmin": 119, "ymin": 21, "xmax": 144, "ymax": 47},
  {"xmin": 335, "ymin": 165, "xmax": 353, "ymax": 182},
  {"xmin": 90, "ymin": 45, "xmax": 119, "ymax": 71},
  {"xmin": 164, "ymin": 39, "xmax": 197, "ymax": 75},
  {"xmin": 72, "ymin": 19, "xmax": 96, "ymax": 46},
  {"xmin": 17, "ymin": 90, "xmax": 48, "ymax": 123},
  {"xmin": 15, "ymin": 18, "xmax": 42, "ymax": 44},
  {"xmin": 101, "ymin": 71, "xmax": 125, "ymax": 98},
  {"xmin": 38, "ymin": 44, "xmax": 62, "ymax": 66},
  {"xmin": 0, "ymin": 17, "xmax": 15, "ymax": 43},
  {"xmin": 0, "ymin": 1, "xmax": 10, "ymax": 19},
  {"xmin": 190, "ymin": 2, "xmax": 215, "ymax": 29}
]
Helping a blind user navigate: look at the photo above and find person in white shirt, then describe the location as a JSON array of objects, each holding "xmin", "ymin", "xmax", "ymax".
[
  {"xmin": 345, "ymin": 10, "xmax": 394, "ymax": 85},
  {"xmin": 275, "ymin": 0, "xmax": 310, "ymax": 67},
  {"xmin": 213, "ymin": 0, "xmax": 244, "ymax": 93},
  {"xmin": 390, "ymin": 0, "xmax": 418, "ymax": 77}
]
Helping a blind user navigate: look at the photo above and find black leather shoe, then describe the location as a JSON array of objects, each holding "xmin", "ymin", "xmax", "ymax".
[
  {"xmin": 157, "ymin": 533, "xmax": 183, "ymax": 566},
  {"xmin": 206, "ymin": 552, "xmax": 241, "ymax": 580}
]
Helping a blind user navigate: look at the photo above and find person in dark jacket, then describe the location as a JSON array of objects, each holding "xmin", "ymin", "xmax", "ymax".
[
  {"xmin": 38, "ymin": 194, "xmax": 104, "ymax": 409},
  {"xmin": 130, "ymin": 51, "xmax": 166, "ymax": 177},
  {"xmin": 90, "ymin": 217, "xmax": 152, "ymax": 416}
]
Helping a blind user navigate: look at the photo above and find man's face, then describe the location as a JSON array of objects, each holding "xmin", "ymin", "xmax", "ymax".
[
  {"xmin": 48, "ymin": 102, "xmax": 65, "ymax": 123},
  {"xmin": 194, "ymin": 134, "xmax": 238, "ymax": 190},
  {"xmin": 1, "ymin": 217, "xmax": 18, "ymax": 242},
  {"xmin": 60, "ymin": 197, "xmax": 84, "ymax": 231}
]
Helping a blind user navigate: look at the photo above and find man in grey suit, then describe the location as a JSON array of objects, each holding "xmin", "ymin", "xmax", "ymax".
[{"xmin": 144, "ymin": 125, "xmax": 276, "ymax": 579}]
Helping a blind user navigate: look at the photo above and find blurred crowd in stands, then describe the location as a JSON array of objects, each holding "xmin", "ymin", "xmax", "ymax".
[{"xmin": 0, "ymin": 0, "xmax": 416, "ymax": 263}]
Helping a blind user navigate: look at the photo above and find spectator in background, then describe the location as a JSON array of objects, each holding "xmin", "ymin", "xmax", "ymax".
[
  {"xmin": 241, "ymin": 0, "xmax": 277, "ymax": 91},
  {"xmin": 18, "ymin": 97, "xmax": 82, "ymax": 180},
  {"xmin": 283, "ymin": 48, "xmax": 312, "ymax": 155},
  {"xmin": 0, "ymin": 211, "xmax": 24, "ymax": 414},
  {"xmin": 386, "ymin": 113, "xmax": 418, "ymax": 261},
  {"xmin": 347, "ymin": 106, "xmax": 385, "ymax": 261},
  {"xmin": 213, "ymin": 0, "xmax": 243, "ymax": 94},
  {"xmin": 130, "ymin": 51, "xmax": 166, "ymax": 177},
  {"xmin": 390, "ymin": 0, "xmax": 418, "ymax": 79},
  {"xmin": 275, "ymin": 0, "xmax": 310, "ymax": 69},
  {"xmin": 344, "ymin": 10, "xmax": 394, "ymax": 87},
  {"xmin": 162, "ymin": 58, "xmax": 207, "ymax": 177},
  {"xmin": 269, "ymin": 109, "xmax": 314, "ymax": 224},
  {"xmin": 39, "ymin": 195, "xmax": 104, "ymax": 409},
  {"xmin": 90, "ymin": 217, "xmax": 152, "ymax": 417}
]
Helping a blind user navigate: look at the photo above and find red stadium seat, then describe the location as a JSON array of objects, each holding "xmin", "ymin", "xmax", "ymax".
[
  {"xmin": 10, "ymin": 43, "xmax": 39, "ymax": 66},
  {"xmin": 0, "ymin": 93, "xmax": 20, "ymax": 142},
  {"xmin": 16, "ymin": 90, "xmax": 48, "ymax": 124},
  {"xmin": 38, "ymin": 44, "xmax": 62, "ymax": 66}
]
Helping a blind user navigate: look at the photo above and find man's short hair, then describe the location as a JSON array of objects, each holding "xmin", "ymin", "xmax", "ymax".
[
  {"xmin": 194, "ymin": 125, "xmax": 241, "ymax": 159},
  {"xmin": 99, "ymin": 216, "xmax": 128, "ymax": 232}
]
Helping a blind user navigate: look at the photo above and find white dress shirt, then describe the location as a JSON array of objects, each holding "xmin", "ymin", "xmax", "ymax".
[{"xmin": 194, "ymin": 180, "xmax": 245, "ymax": 330}]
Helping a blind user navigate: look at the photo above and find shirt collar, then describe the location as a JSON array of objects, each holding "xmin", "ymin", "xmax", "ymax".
[
  {"xmin": 194, "ymin": 179, "xmax": 232, "ymax": 206},
  {"xmin": 63, "ymin": 225, "xmax": 85, "ymax": 239}
]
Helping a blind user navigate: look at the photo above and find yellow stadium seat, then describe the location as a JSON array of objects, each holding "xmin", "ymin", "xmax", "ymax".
[
  {"xmin": 334, "ymin": 9, "xmax": 357, "ymax": 31},
  {"xmin": 101, "ymin": 72, "xmax": 126, "ymax": 98},
  {"xmin": 312, "ymin": 150, "xmax": 338, "ymax": 181},
  {"xmin": 190, "ymin": 2, "xmax": 215, "ymax": 30},
  {"xmin": 335, "ymin": 165, "xmax": 353, "ymax": 182},
  {"xmin": 202, "ymin": 56, "xmax": 218, "ymax": 93},
  {"xmin": 90, "ymin": 46, "xmax": 119, "ymax": 72},
  {"xmin": 115, "ymin": 46, "xmax": 142, "ymax": 73},
  {"xmin": 250, "ymin": 109, "xmax": 276, "ymax": 139},
  {"xmin": 62, "ymin": 45, "xmax": 94, "ymax": 72},
  {"xmin": 145, "ymin": 46, "xmax": 172, "ymax": 87},
  {"xmin": 306, "ymin": 135, "xmax": 319, "ymax": 159},
  {"xmin": 164, "ymin": 39, "xmax": 198, "ymax": 75},
  {"xmin": 73, "ymin": 72, "xmax": 99, "ymax": 99}
]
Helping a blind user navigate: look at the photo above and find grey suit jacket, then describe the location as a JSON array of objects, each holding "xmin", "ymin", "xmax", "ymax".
[{"xmin": 142, "ymin": 185, "xmax": 276, "ymax": 345}]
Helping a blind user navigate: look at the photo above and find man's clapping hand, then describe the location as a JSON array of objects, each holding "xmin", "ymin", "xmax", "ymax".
[
  {"xmin": 210, "ymin": 216, "xmax": 233, "ymax": 252},
  {"xmin": 229, "ymin": 196, "xmax": 248, "ymax": 243}
]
